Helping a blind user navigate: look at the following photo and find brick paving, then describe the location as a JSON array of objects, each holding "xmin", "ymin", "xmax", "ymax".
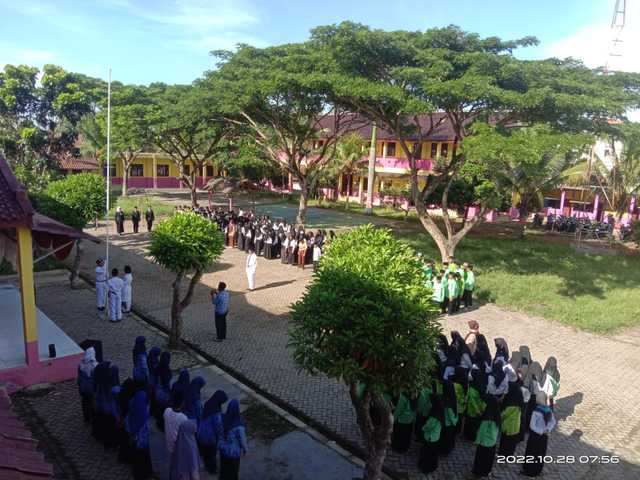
[
  {"xmin": 65, "ymin": 213, "xmax": 640, "ymax": 480},
  {"xmin": 10, "ymin": 276, "xmax": 199, "ymax": 480}
]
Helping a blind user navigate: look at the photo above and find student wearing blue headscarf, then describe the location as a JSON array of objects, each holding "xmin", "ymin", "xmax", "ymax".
[
  {"xmin": 117, "ymin": 378, "xmax": 137, "ymax": 463},
  {"xmin": 219, "ymin": 399, "xmax": 248, "ymax": 480},
  {"xmin": 197, "ymin": 390, "xmax": 228, "ymax": 474},
  {"xmin": 154, "ymin": 351, "xmax": 172, "ymax": 430},
  {"xmin": 171, "ymin": 369, "xmax": 190, "ymax": 407},
  {"xmin": 126, "ymin": 390, "xmax": 152, "ymax": 479},
  {"xmin": 104, "ymin": 364, "xmax": 121, "ymax": 448},
  {"xmin": 92, "ymin": 361, "xmax": 111, "ymax": 442},
  {"xmin": 132, "ymin": 336, "xmax": 149, "ymax": 385},
  {"xmin": 147, "ymin": 346, "xmax": 161, "ymax": 387},
  {"xmin": 183, "ymin": 377, "xmax": 206, "ymax": 421}
]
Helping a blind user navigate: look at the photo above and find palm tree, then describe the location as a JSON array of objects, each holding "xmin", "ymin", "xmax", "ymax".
[
  {"xmin": 565, "ymin": 133, "xmax": 640, "ymax": 220},
  {"xmin": 329, "ymin": 132, "xmax": 366, "ymax": 210}
]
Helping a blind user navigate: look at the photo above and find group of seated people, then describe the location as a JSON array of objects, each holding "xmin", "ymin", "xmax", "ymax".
[
  {"xmin": 76, "ymin": 337, "xmax": 248, "ymax": 480},
  {"xmin": 178, "ymin": 205, "xmax": 337, "ymax": 270},
  {"xmin": 362, "ymin": 321, "xmax": 559, "ymax": 478}
]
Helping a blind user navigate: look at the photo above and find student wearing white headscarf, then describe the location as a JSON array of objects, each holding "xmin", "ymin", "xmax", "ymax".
[{"xmin": 77, "ymin": 347, "xmax": 98, "ymax": 423}]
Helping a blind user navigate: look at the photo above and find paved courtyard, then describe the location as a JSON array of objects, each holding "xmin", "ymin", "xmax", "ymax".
[
  {"xmin": 9, "ymin": 273, "xmax": 364, "ymax": 480},
  {"xmin": 63, "ymin": 212, "xmax": 640, "ymax": 480}
]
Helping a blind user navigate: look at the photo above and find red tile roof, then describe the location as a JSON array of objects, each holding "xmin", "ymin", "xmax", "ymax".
[
  {"xmin": 58, "ymin": 155, "xmax": 99, "ymax": 171},
  {"xmin": 0, "ymin": 389, "xmax": 53, "ymax": 479},
  {"xmin": 317, "ymin": 112, "xmax": 458, "ymax": 141},
  {"xmin": 0, "ymin": 154, "xmax": 34, "ymax": 228}
]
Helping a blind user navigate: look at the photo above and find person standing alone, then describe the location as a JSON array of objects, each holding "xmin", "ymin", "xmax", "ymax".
[
  {"xmin": 245, "ymin": 248, "xmax": 257, "ymax": 291},
  {"xmin": 131, "ymin": 206, "xmax": 141, "ymax": 233},
  {"xmin": 145, "ymin": 206, "xmax": 155, "ymax": 232},
  {"xmin": 211, "ymin": 282, "xmax": 229, "ymax": 342},
  {"xmin": 115, "ymin": 206, "xmax": 126, "ymax": 235},
  {"xmin": 95, "ymin": 258, "xmax": 107, "ymax": 311}
]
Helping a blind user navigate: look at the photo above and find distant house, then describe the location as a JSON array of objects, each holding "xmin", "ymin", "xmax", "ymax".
[{"xmin": 58, "ymin": 154, "xmax": 100, "ymax": 175}]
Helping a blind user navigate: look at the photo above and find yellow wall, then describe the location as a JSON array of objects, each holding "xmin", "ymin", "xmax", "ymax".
[
  {"xmin": 375, "ymin": 140, "xmax": 452, "ymax": 159},
  {"xmin": 114, "ymin": 154, "xmax": 213, "ymax": 177}
]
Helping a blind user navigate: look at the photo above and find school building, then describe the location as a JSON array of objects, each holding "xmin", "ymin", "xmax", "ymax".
[{"xmin": 108, "ymin": 152, "xmax": 219, "ymax": 189}]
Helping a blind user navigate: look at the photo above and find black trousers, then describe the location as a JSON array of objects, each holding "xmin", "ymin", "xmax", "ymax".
[
  {"xmin": 80, "ymin": 393, "xmax": 93, "ymax": 423},
  {"xmin": 198, "ymin": 441, "xmax": 218, "ymax": 473},
  {"xmin": 447, "ymin": 297, "xmax": 455, "ymax": 315},
  {"xmin": 132, "ymin": 221, "xmax": 139, "ymax": 233},
  {"xmin": 220, "ymin": 456, "xmax": 240, "ymax": 480},
  {"xmin": 146, "ymin": 221, "xmax": 153, "ymax": 231},
  {"xmin": 463, "ymin": 289, "xmax": 473, "ymax": 307},
  {"xmin": 215, "ymin": 312, "xmax": 227, "ymax": 340}
]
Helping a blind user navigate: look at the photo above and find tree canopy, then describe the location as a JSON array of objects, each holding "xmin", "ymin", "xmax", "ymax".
[
  {"xmin": 149, "ymin": 211, "xmax": 225, "ymax": 347},
  {"xmin": 209, "ymin": 42, "xmax": 364, "ymax": 224},
  {"xmin": 290, "ymin": 224, "xmax": 439, "ymax": 479},
  {"xmin": 311, "ymin": 22, "xmax": 640, "ymax": 259}
]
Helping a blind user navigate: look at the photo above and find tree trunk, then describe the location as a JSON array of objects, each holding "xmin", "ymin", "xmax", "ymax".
[
  {"xmin": 69, "ymin": 240, "xmax": 82, "ymax": 288},
  {"xmin": 190, "ymin": 172, "xmax": 198, "ymax": 207},
  {"xmin": 122, "ymin": 167, "xmax": 129, "ymax": 197},
  {"xmin": 296, "ymin": 180, "xmax": 309, "ymax": 226},
  {"xmin": 169, "ymin": 272, "xmax": 184, "ymax": 349},
  {"xmin": 345, "ymin": 174, "xmax": 351, "ymax": 210},
  {"xmin": 349, "ymin": 385, "xmax": 393, "ymax": 480}
]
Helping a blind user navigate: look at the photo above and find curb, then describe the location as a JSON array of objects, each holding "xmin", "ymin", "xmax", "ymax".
[{"xmin": 78, "ymin": 271, "xmax": 396, "ymax": 480}]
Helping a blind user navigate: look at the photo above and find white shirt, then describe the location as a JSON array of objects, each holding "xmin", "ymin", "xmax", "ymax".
[
  {"xmin": 529, "ymin": 409, "xmax": 556, "ymax": 435},
  {"xmin": 95, "ymin": 266, "xmax": 106, "ymax": 282},
  {"xmin": 164, "ymin": 408, "xmax": 188, "ymax": 455},
  {"xmin": 107, "ymin": 276, "xmax": 124, "ymax": 295},
  {"xmin": 246, "ymin": 253, "xmax": 257, "ymax": 272},
  {"xmin": 313, "ymin": 245, "xmax": 322, "ymax": 261}
]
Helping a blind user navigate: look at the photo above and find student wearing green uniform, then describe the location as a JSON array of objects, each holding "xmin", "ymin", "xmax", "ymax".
[
  {"xmin": 464, "ymin": 368, "xmax": 487, "ymax": 441},
  {"xmin": 418, "ymin": 387, "xmax": 443, "ymax": 475},
  {"xmin": 472, "ymin": 395, "xmax": 501, "ymax": 477},
  {"xmin": 414, "ymin": 384, "xmax": 433, "ymax": 443},
  {"xmin": 439, "ymin": 379, "xmax": 458, "ymax": 454},
  {"xmin": 463, "ymin": 263, "xmax": 476, "ymax": 307},
  {"xmin": 447, "ymin": 272, "xmax": 459, "ymax": 315},
  {"xmin": 432, "ymin": 275, "xmax": 446, "ymax": 314},
  {"xmin": 499, "ymin": 366, "xmax": 525, "ymax": 456},
  {"xmin": 422, "ymin": 259, "xmax": 434, "ymax": 287},
  {"xmin": 391, "ymin": 393, "xmax": 416, "ymax": 453},
  {"xmin": 455, "ymin": 272, "xmax": 464, "ymax": 311},
  {"xmin": 452, "ymin": 366, "xmax": 468, "ymax": 435}
]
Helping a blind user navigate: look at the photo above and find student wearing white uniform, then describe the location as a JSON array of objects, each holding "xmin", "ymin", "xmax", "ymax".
[
  {"xmin": 107, "ymin": 268, "xmax": 124, "ymax": 322},
  {"xmin": 122, "ymin": 265, "xmax": 133, "ymax": 313},
  {"xmin": 95, "ymin": 259, "xmax": 107, "ymax": 311},
  {"xmin": 245, "ymin": 248, "xmax": 257, "ymax": 291}
]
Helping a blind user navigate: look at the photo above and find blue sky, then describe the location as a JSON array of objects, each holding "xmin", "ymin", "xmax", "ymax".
[{"xmin": 0, "ymin": 0, "xmax": 634, "ymax": 85}]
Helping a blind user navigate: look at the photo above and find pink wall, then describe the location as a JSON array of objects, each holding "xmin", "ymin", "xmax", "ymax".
[
  {"xmin": 376, "ymin": 157, "xmax": 432, "ymax": 170},
  {"xmin": 0, "ymin": 341, "xmax": 82, "ymax": 389}
]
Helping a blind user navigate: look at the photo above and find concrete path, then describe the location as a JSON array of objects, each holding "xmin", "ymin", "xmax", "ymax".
[
  {"xmin": 9, "ymin": 272, "xmax": 364, "ymax": 480},
  {"xmin": 66, "ymin": 219, "xmax": 640, "ymax": 479}
]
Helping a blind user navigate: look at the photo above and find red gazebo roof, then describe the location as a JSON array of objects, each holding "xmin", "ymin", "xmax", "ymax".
[{"xmin": 0, "ymin": 155, "xmax": 34, "ymax": 229}]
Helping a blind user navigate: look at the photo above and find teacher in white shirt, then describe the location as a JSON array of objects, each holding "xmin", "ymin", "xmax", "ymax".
[{"xmin": 245, "ymin": 247, "xmax": 257, "ymax": 291}]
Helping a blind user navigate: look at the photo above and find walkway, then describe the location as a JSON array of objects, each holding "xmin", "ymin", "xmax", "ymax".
[{"xmin": 69, "ymin": 219, "xmax": 640, "ymax": 479}]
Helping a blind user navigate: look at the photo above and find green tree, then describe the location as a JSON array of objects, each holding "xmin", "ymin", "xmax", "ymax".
[
  {"xmin": 290, "ymin": 225, "xmax": 439, "ymax": 480},
  {"xmin": 313, "ymin": 22, "xmax": 640, "ymax": 260},
  {"xmin": 566, "ymin": 122, "xmax": 640, "ymax": 220},
  {"xmin": 210, "ymin": 43, "xmax": 362, "ymax": 225},
  {"xmin": 149, "ymin": 211, "xmax": 225, "ymax": 348},
  {"xmin": 45, "ymin": 173, "xmax": 105, "ymax": 225},
  {"xmin": 97, "ymin": 86, "xmax": 153, "ymax": 196},
  {"xmin": 149, "ymin": 84, "xmax": 235, "ymax": 207},
  {"xmin": 42, "ymin": 172, "xmax": 107, "ymax": 286},
  {"xmin": 462, "ymin": 123, "xmax": 588, "ymax": 218}
]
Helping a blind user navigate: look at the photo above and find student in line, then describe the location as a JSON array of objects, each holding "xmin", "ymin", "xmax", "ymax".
[{"xmin": 219, "ymin": 399, "xmax": 248, "ymax": 480}]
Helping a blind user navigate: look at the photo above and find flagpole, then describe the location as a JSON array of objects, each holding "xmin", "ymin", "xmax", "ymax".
[{"xmin": 105, "ymin": 67, "xmax": 111, "ymax": 319}]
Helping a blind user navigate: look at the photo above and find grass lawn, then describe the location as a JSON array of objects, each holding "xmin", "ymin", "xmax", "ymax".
[
  {"xmin": 107, "ymin": 189, "xmax": 175, "ymax": 217},
  {"xmin": 399, "ymin": 231, "xmax": 640, "ymax": 333}
]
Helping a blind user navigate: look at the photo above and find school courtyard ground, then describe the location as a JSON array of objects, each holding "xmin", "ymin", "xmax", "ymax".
[{"xmin": 6, "ymin": 195, "xmax": 640, "ymax": 479}]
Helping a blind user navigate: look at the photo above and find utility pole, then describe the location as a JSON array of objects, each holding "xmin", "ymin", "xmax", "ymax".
[{"xmin": 364, "ymin": 124, "xmax": 377, "ymax": 215}]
